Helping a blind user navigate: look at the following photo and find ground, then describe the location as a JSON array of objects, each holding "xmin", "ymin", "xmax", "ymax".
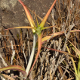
[
  {"xmin": 0, "ymin": 0, "xmax": 80, "ymax": 80},
  {"xmin": 0, "ymin": 0, "xmax": 54, "ymax": 29}
]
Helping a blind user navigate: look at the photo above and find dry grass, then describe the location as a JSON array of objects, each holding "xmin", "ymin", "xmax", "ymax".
[{"xmin": 0, "ymin": 0, "xmax": 80, "ymax": 80}]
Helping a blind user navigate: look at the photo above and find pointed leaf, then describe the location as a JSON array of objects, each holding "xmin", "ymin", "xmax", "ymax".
[
  {"xmin": 42, "ymin": 30, "xmax": 80, "ymax": 43},
  {"xmin": 42, "ymin": 31, "xmax": 64, "ymax": 42},
  {"xmin": 27, "ymin": 7, "xmax": 50, "ymax": 25},
  {"xmin": 0, "ymin": 65, "xmax": 26, "ymax": 77},
  {"xmin": 66, "ymin": 45, "xmax": 78, "ymax": 78},
  {"xmin": 40, "ymin": 0, "xmax": 57, "ymax": 28},
  {"xmin": 28, "ymin": 34, "xmax": 42, "ymax": 76},
  {"xmin": 68, "ymin": 40, "xmax": 80, "ymax": 56},
  {"xmin": 5, "ymin": 26, "xmax": 34, "ymax": 30},
  {"xmin": 70, "ymin": 30, "xmax": 80, "ymax": 33},
  {"xmin": 18, "ymin": 0, "xmax": 36, "ymax": 33}
]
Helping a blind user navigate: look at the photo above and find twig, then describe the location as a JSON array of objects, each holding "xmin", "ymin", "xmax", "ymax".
[{"xmin": 10, "ymin": 41, "xmax": 15, "ymax": 65}]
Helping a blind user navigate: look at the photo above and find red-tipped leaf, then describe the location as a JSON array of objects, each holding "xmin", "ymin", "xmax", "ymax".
[
  {"xmin": 18, "ymin": 0, "xmax": 36, "ymax": 33},
  {"xmin": 0, "ymin": 65, "xmax": 26, "ymax": 77},
  {"xmin": 28, "ymin": 34, "xmax": 42, "ymax": 76},
  {"xmin": 40, "ymin": 0, "xmax": 57, "ymax": 28}
]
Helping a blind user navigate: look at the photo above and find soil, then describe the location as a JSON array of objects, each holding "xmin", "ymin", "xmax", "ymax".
[{"xmin": 0, "ymin": 0, "xmax": 54, "ymax": 30}]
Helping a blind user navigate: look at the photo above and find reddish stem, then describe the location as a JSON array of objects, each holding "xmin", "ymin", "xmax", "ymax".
[{"xmin": 27, "ymin": 34, "xmax": 42, "ymax": 77}]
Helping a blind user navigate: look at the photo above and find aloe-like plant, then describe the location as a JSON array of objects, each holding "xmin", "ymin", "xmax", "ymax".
[
  {"xmin": 18, "ymin": 0, "xmax": 58, "ymax": 77},
  {"xmin": 0, "ymin": 0, "xmax": 57, "ymax": 79}
]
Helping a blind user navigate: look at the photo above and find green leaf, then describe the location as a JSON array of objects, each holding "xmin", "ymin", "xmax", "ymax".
[
  {"xmin": 0, "ymin": 65, "xmax": 26, "ymax": 77},
  {"xmin": 40, "ymin": 0, "xmax": 57, "ymax": 28}
]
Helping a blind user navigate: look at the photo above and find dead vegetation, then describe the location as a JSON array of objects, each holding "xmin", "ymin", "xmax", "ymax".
[{"xmin": 0, "ymin": 0, "xmax": 80, "ymax": 80}]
